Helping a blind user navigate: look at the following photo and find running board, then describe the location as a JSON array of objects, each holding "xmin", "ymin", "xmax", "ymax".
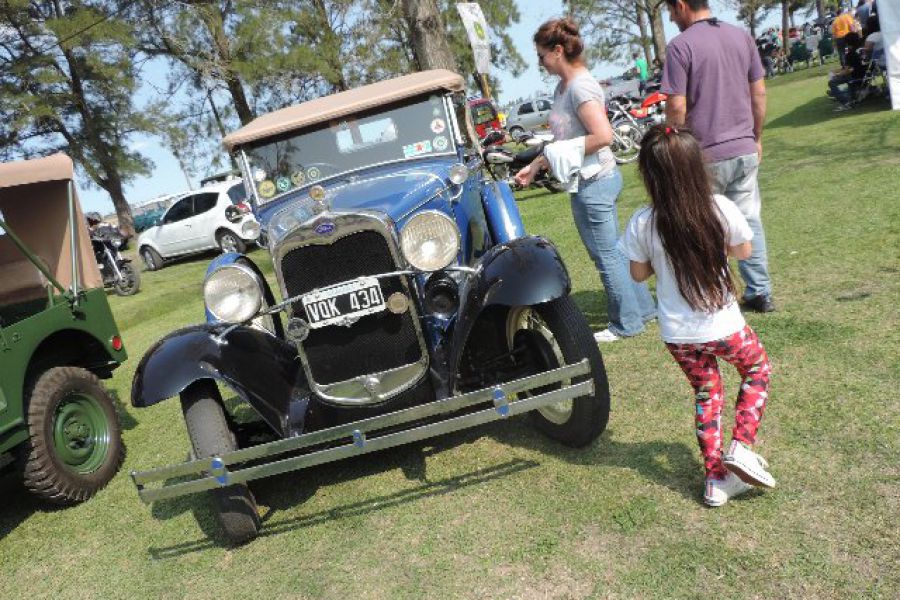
[{"xmin": 131, "ymin": 359, "xmax": 592, "ymax": 504}]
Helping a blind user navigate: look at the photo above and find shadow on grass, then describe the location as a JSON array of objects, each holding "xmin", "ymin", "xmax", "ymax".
[
  {"xmin": 768, "ymin": 92, "xmax": 892, "ymax": 130},
  {"xmin": 0, "ymin": 472, "xmax": 38, "ymax": 542}
]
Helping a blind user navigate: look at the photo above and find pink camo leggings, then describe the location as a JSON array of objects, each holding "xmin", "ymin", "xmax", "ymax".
[{"xmin": 666, "ymin": 325, "xmax": 771, "ymax": 479}]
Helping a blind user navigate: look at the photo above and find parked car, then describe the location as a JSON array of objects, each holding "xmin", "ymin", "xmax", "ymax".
[
  {"xmin": 136, "ymin": 179, "xmax": 260, "ymax": 271},
  {"xmin": 506, "ymin": 96, "xmax": 553, "ymax": 136},
  {"xmin": 0, "ymin": 153, "xmax": 126, "ymax": 505},
  {"xmin": 129, "ymin": 69, "xmax": 610, "ymax": 545},
  {"xmin": 468, "ymin": 97, "xmax": 502, "ymax": 139}
]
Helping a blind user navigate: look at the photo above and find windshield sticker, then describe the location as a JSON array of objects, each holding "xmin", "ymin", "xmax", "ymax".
[
  {"xmin": 253, "ymin": 168, "xmax": 267, "ymax": 182},
  {"xmin": 276, "ymin": 176, "xmax": 292, "ymax": 192},
  {"xmin": 307, "ymin": 166, "xmax": 321, "ymax": 180},
  {"xmin": 430, "ymin": 118, "xmax": 446, "ymax": 134},
  {"xmin": 403, "ymin": 140, "xmax": 433, "ymax": 158},
  {"xmin": 291, "ymin": 170, "xmax": 306, "ymax": 186},
  {"xmin": 258, "ymin": 180, "xmax": 276, "ymax": 198},
  {"xmin": 433, "ymin": 135, "xmax": 449, "ymax": 151}
]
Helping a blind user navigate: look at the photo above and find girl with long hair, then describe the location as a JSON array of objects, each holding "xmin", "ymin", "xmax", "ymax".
[
  {"xmin": 516, "ymin": 17, "xmax": 655, "ymax": 342},
  {"xmin": 621, "ymin": 125, "xmax": 776, "ymax": 506}
]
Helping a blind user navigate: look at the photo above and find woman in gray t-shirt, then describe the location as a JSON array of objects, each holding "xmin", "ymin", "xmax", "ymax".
[{"xmin": 515, "ymin": 17, "xmax": 655, "ymax": 341}]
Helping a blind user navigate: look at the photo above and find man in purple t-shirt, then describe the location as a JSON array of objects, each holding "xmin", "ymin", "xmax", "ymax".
[{"xmin": 661, "ymin": 0, "xmax": 775, "ymax": 313}]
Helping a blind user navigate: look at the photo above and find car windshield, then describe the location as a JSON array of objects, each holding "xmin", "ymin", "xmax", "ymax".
[{"xmin": 243, "ymin": 95, "xmax": 456, "ymax": 204}]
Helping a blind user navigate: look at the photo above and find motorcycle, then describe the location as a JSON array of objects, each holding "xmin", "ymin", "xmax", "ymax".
[
  {"xmin": 481, "ymin": 130, "xmax": 568, "ymax": 194},
  {"xmin": 91, "ymin": 228, "xmax": 140, "ymax": 296},
  {"xmin": 607, "ymin": 98, "xmax": 646, "ymax": 164}
]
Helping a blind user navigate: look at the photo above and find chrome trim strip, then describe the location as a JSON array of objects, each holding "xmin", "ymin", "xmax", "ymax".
[{"xmin": 132, "ymin": 360, "xmax": 593, "ymax": 502}]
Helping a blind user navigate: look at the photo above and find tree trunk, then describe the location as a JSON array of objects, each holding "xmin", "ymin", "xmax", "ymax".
[
  {"xmin": 202, "ymin": 4, "xmax": 254, "ymax": 125},
  {"xmin": 401, "ymin": 0, "xmax": 456, "ymax": 71},
  {"xmin": 649, "ymin": 3, "xmax": 667, "ymax": 63},
  {"xmin": 816, "ymin": 0, "xmax": 825, "ymax": 19},
  {"xmin": 102, "ymin": 170, "xmax": 135, "ymax": 238},
  {"xmin": 636, "ymin": 3, "xmax": 652, "ymax": 65},
  {"xmin": 782, "ymin": 1, "xmax": 790, "ymax": 51}
]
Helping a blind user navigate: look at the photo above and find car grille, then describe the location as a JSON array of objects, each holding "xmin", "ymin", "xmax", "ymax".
[{"xmin": 280, "ymin": 229, "xmax": 422, "ymax": 385}]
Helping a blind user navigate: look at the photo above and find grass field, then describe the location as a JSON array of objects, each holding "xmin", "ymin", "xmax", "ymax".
[{"xmin": 1, "ymin": 66, "xmax": 898, "ymax": 599}]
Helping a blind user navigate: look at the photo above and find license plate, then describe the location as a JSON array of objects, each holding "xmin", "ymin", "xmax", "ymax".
[{"xmin": 300, "ymin": 277, "xmax": 386, "ymax": 329}]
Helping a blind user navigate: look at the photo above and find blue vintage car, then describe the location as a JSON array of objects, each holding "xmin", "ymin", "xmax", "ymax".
[{"xmin": 130, "ymin": 70, "xmax": 610, "ymax": 545}]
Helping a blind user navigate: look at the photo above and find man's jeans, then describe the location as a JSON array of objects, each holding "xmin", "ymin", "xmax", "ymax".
[
  {"xmin": 571, "ymin": 169, "xmax": 656, "ymax": 336},
  {"xmin": 708, "ymin": 154, "xmax": 773, "ymax": 300},
  {"xmin": 828, "ymin": 73, "xmax": 856, "ymax": 105}
]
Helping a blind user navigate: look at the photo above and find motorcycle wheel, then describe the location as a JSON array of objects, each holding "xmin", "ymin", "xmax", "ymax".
[
  {"xmin": 611, "ymin": 120, "xmax": 643, "ymax": 164},
  {"xmin": 113, "ymin": 263, "xmax": 141, "ymax": 296}
]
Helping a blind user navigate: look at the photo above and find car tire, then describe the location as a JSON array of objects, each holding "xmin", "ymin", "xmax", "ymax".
[
  {"xmin": 216, "ymin": 230, "xmax": 246, "ymax": 254},
  {"xmin": 20, "ymin": 367, "xmax": 125, "ymax": 505},
  {"xmin": 506, "ymin": 297, "xmax": 610, "ymax": 447},
  {"xmin": 113, "ymin": 262, "xmax": 141, "ymax": 296},
  {"xmin": 180, "ymin": 381, "xmax": 260, "ymax": 545},
  {"xmin": 508, "ymin": 126, "xmax": 524, "ymax": 139},
  {"xmin": 140, "ymin": 246, "xmax": 163, "ymax": 271}
]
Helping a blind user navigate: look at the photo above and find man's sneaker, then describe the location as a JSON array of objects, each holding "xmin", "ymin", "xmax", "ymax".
[
  {"xmin": 723, "ymin": 440, "xmax": 777, "ymax": 488},
  {"xmin": 704, "ymin": 472, "xmax": 753, "ymax": 507},
  {"xmin": 593, "ymin": 329, "xmax": 621, "ymax": 343},
  {"xmin": 741, "ymin": 294, "xmax": 776, "ymax": 313}
]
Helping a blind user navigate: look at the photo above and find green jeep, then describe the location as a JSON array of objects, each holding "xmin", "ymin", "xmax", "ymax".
[{"xmin": 0, "ymin": 154, "xmax": 126, "ymax": 504}]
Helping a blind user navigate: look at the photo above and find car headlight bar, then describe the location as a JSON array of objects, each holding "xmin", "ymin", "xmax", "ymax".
[
  {"xmin": 203, "ymin": 263, "xmax": 264, "ymax": 324},
  {"xmin": 399, "ymin": 210, "xmax": 461, "ymax": 272}
]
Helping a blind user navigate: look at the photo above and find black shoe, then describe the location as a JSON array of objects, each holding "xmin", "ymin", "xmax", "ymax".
[{"xmin": 742, "ymin": 294, "xmax": 776, "ymax": 313}]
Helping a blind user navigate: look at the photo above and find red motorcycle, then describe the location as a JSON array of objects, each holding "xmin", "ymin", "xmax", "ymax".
[{"xmin": 629, "ymin": 91, "xmax": 668, "ymax": 127}]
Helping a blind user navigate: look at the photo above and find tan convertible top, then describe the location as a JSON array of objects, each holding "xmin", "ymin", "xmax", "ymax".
[
  {"xmin": 0, "ymin": 153, "xmax": 74, "ymax": 190},
  {"xmin": 223, "ymin": 69, "xmax": 466, "ymax": 151}
]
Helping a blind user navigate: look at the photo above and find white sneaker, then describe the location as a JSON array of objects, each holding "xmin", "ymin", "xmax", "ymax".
[
  {"xmin": 704, "ymin": 472, "xmax": 753, "ymax": 507},
  {"xmin": 593, "ymin": 329, "xmax": 621, "ymax": 343},
  {"xmin": 723, "ymin": 440, "xmax": 777, "ymax": 488}
]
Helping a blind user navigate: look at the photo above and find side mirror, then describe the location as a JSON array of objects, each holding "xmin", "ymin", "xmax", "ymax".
[{"xmin": 153, "ymin": 217, "xmax": 162, "ymax": 227}]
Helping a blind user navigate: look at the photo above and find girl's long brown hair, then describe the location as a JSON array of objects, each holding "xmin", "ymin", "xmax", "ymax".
[{"xmin": 637, "ymin": 125, "xmax": 737, "ymax": 312}]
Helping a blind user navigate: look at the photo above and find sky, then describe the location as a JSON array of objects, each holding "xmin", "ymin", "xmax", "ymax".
[{"xmin": 77, "ymin": 0, "xmax": 787, "ymax": 216}]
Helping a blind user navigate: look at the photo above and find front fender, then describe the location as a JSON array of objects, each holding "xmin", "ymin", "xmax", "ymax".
[
  {"xmin": 443, "ymin": 236, "xmax": 571, "ymax": 391},
  {"xmin": 131, "ymin": 324, "xmax": 308, "ymax": 438}
]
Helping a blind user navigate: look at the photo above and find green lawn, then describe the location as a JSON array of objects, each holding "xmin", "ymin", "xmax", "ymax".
[{"xmin": 1, "ymin": 67, "xmax": 898, "ymax": 599}]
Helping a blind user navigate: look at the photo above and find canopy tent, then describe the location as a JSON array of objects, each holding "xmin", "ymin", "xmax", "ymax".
[{"xmin": 880, "ymin": 0, "xmax": 900, "ymax": 110}]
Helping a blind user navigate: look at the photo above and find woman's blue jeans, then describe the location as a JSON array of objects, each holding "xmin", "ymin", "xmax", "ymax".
[{"xmin": 570, "ymin": 168, "xmax": 656, "ymax": 337}]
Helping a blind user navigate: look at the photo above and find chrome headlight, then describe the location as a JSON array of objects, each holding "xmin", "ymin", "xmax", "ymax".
[
  {"xmin": 400, "ymin": 210, "xmax": 460, "ymax": 271},
  {"xmin": 203, "ymin": 264, "xmax": 263, "ymax": 323}
]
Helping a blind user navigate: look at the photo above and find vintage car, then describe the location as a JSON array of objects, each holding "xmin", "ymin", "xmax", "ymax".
[
  {"xmin": 130, "ymin": 70, "xmax": 610, "ymax": 545},
  {"xmin": 0, "ymin": 154, "xmax": 126, "ymax": 505}
]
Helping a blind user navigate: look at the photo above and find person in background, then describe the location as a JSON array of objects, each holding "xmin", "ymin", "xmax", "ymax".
[
  {"xmin": 828, "ymin": 32, "xmax": 867, "ymax": 111},
  {"xmin": 516, "ymin": 17, "xmax": 656, "ymax": 343},
  {"xmin": 864, "ymin": 14, "xmax": 884, "ymax": 66},
  {"xmin": 634, "ymin": 51, "xmax": 649, "ymax": 95},
  {"xmin": 662, "ymin": 0, "xmax": 776, "ymax": 313},
  {"xmin": 855, "ymin": 0, "xmax": 872, "ymax": 28},
  {"xmin": 651, "ymin": 57, "xmax": 664, "ymax": 79},
  {"xmin": 831, "ymin": 7, "xmax": 860, "ymax": 67},
  {"xmin": 622, "ymin": 125, "xmax": 776, "ymax": 507}
]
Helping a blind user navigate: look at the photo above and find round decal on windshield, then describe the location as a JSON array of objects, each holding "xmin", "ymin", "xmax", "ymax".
[
  {"xmin": 433, "ymin": 135, "xmax": 449, "ymax": 151},
  {"xmin": 275, "ymin": 176, "xmax": 292, "ymax": 192},
  {"xmin": 307, "ymin": 166, "xmax": 321, "ymax": 181},
  {"xmin": 253, "ymin": 168, "xmax": 267, "ymax": 182},
  {"xmin": 430, "ymin": 118, "xmax": 446, "ymax": 134},
  {"xmin": 291, "ymin": 170, "xmax": 306, "ymax": 186},
  {"xmin": 258, "ymin": 180, "xmax": 276, "ymax": 198}
]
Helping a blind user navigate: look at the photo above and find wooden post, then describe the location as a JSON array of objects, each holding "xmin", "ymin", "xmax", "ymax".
[{"xmin": 478, "ymin": 73, "xmax": 492, "ymax": 101}]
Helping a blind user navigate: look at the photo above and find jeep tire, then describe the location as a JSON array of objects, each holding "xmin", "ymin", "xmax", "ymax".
[
  {"xmin": 180, "ymin": 381, "xmax": 260, "ymax": 545},
  {"xmin": 21, "ymin": 367, "xmax": 125, "ymax": 505},
  {"xmin": 507, "ymin": 297, "xmax": 610, "ymax": 447}
]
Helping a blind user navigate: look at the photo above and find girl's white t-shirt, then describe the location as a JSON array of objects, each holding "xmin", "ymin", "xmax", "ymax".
[{"xmin": 621, "ymin": 195, "xmax": 753, "ymax": 344}]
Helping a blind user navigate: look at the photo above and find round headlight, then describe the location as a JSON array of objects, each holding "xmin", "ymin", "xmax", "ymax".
[
  {"xmin": 203, "ymin": 264, "xmax": 263, "ymax": 323},
  {"xmin": 242, "ymin": 220, "xmax": 261, "ymax": 239},
  {"xmin": 400, "ymin": 211, "xmax": 460, "ymax": 272}
]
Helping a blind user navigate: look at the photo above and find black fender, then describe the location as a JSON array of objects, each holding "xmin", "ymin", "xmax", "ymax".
[
  {"xmin": 131, "ymin": 324, "xmax": 308, "ymax": 438},
  {"xmin": 443, "ymin": 235, "xmax": 571, "ymax": 392}
]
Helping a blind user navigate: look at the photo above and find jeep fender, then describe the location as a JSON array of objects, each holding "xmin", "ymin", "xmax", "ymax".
[
  {"xmin": 131, "ymin": 324, "xmax": 307, "ymax": 437},
  {"xmin": 445, "ymin": 235, "xmax": 571, "ymax": 391}
]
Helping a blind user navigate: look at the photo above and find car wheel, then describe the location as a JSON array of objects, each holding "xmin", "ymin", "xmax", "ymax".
[
  {"xmin": 113, "ymin": 263, "xmax": 141, "ymax": 296},
  {"xmin": 506, "ymin": 297, "xmax": 610, "ymax": 447},
  {"xmin": 217, "ymin": 230, "xmax": 246, "ymax": 254},
  {"xmin": 611, "ymin": 120, "xmax": 642, "ymax": 164},
  {"xmin": 20, "ymin": 367, "xmax": 125, "ymax": 505},
  {"xmin": 508, "ymin": 126, "xmax": 524, "ymax": 139},
  {"xmin": 140, "ymin": 246, "xmax": 163, "ymax": 271},
  {"xmin": 180, "ymin": 381, "xmax": 260, "ymax": 545}
]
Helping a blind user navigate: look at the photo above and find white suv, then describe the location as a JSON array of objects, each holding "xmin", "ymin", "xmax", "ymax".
[
  {"xmin": 137, "ymin": 179, "xmax": 260, "ymax": 271},
  {"xmin": 506, "ymin": 97, "xmax": 553, "ymax": 137}
]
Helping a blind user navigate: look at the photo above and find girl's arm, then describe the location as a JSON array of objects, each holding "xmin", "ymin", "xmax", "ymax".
[
  {"xmin": 630, "ymin": 260, "xmax": 654, "ymax": 282},
  {"xmin": 576, "ymin": 99, "xmax": 614, "ymax": 154},
  {"xmin": 729, "ymin": 242, "xmax": 752, "ymax": 260}
]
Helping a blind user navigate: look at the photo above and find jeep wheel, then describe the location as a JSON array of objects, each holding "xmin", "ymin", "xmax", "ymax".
[
  {"xmin": 506, "ymin": 297, "xmax": 610, "ymax": 447},
  {"xmin": 21, "ymin": 367, "xmax": 125, "ymax": 505},
  {"xmin": 216, "ymin": 231, "xmax": 246, "ymax": 254},
  {"xmin": 113, "ymin": 263, "xmax": 141, "ymax": 296},
  {"xmin": 181, "ymin": 382, "xmax": 260, "ymax": 545},
  {"xmin": 140, "ymin": 246, "xmax": 163, "ymax": 271}
]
